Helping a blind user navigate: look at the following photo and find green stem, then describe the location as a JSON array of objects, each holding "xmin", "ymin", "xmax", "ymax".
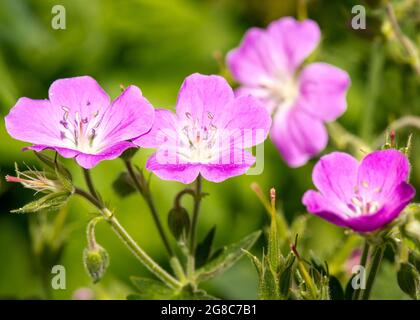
[
  {"xmin": 353, "ymin": 241, "xmax": 370, "ymax": 300},
  {"xmin": 187, "ymin": 175, "xmax": 203, "ymax": 280},
  {"xmin": 83, "ymin": 168, "xmax": 99, "ymax": 200},
  {"xmin": 75, "ymin": 175, "xmax": 181, "ymax": 289},
  {"xmin": 124, "ymin": 159, "xmax": 174, "ymax": 257},
  {"xmin": 361, "ymin": 245, "xmax": 385, "ymax": 300}
]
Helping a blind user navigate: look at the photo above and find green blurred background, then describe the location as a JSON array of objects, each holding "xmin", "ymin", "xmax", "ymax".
[{"xmin": 0, "ymin": 0, "xmax": 419, "ymax": 299}]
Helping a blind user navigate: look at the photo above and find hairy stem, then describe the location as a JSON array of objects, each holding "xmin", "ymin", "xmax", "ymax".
[
  {"xmin": 353, "ymin": 241, "xmax": 370, "ymax": 300},
  {"xmin": 123, "ymin": 159, "xmax": 174, "ymax": 257},
  {"xmin": 361, "ymin": 245, "xmax": 385, "ymax": 300},
  {"xmin": 75, "ymin": 176, "xmax": 181, "ymax": 289},
  {"xmin": 187, "ymin": 175, "xmax": 203, "ymax": 280}
]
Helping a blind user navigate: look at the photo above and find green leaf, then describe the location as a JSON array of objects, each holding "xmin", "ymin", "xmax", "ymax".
[
  {"xmin": 259, "ymin": 254, "xmax": 279, "ymax": 299},
  {"xmin": 344, "ymin": 274, "xmax": 356, "ymax": 300},
  {"xmin": 112, "ymin": 172, "xmax": 136, "ymax": 197},
  {"xmin": 268, "ymin": 214, "xmax": 281, "ymax": 272},
  {"xmin": 397, "ymin": 263, "xmax": 420, "ymax": 300},
  {"xmin": 167, "ymin": 206, "xmax": 190, "ymax": 240},
  {"xmin": 195, "ymin": 230, "xmax": 261, "ymax": 282},
  {"xmin": 242, "ymin": 249, "xmax": 262, "ymax": 277},
  {"xmin": 279, "ymin": 253, "xmax": 295, "ymax": 299},
  {"xmin": 195, "ymin": 226, "xmax": 216, "ymax": 268},
  {"xmin": 329, "ymin": 276, "xmax": 344, "ymax": 300},
  {"xmin": 11, "ymin": 191, "xmax": 70, "ymax": 214},
  {"xmin": 129, "ymin": 277, "xmax": 217, "ymax": 300}
]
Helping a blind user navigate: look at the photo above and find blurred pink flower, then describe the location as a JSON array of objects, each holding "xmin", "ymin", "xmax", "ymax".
[
  {"xmin": 135, "ymin": 73, "xmax": 271, "ymax": 183},
  {"xmin": 5, "ymin": 76, "xmax": 154, "ymax": 169},
  {"xmin": 302, "ymin": 149, "xmax": 415, "ymax": 232},
  {"xmin": 227, "ymin": 17, "xmax": 350, "ymax": 167}
]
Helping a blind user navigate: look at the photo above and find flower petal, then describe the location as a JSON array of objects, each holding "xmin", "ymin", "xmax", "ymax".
[
  {"xmin": 227, "ymin": 27, "xmax": 289, "ymax": 86},
  {"xmin": 25, "ymin": 145, "xmax": 80, "ymax": 158},
  {"xmin": 134, "ymin": 108, "xmax": 178, "ymax": 148},
  {"xmin": 5, "ymin": 98, "xmax": 68, "ymax": 147},
  {"xmin": 267, "ymin": 17, "xmax": 320, "ymax": 70},
  {"xmin": 200, "ymin": 150, "xmax": 255, "ymax": 183},
  {"xmin": 218, "ymin": 95, "xmax": 271, "ymax": 149},
  {"xmin": 145, "ymin": 153, "xmax": 200, "ymax": 184},
  {"xmin": 175, "ymin": 73, "xmax": 234, "ymax": 127},
  {"xmin": 48, "ymin": 76, "xmax": 110, "ymax": 117},
  {"xmin": 98, "ymin": 85, "xmax": 154, "ymax": 148},
  {"xmin": 298, "ymin": 63, "xmax": 350, "ymax": 121},
  {"xmin": 357, "ymin": 149, "xmax": 410, "ymax": 202},
  {"xmin": 311, "ymin": 152, "xmax": 359, "ymax": 205},
  {"xmin": 75, "ymin": 141, "xmax": 136, "ymax": 169},
  {"xmin": 345, "ymin": 182, "xmax": 415, "ymax": 232},
  {"xmin": 302, "ymin": 190, "xmax": 349, "ymax": 228},
  {"xmin": 270, "ymin": 107, "xmax": 328, "ymax": 167}
]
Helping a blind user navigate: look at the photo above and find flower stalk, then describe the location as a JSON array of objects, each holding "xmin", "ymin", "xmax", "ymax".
[
  {"xmin": 75, "ymin": 171, "xmax": 181, "ymax": 289},
  {"xmin": 361, "ymin": 244, "xmax": 386, "ymax": 300}
]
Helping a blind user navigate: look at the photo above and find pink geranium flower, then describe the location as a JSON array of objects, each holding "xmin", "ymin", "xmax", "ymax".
[
  {"xmin": 135, "ymin": 73, "xmax": 271, "ymax": 183},
  {"xmin": 227, "ymin": 17, "xmax": 350, "ymax": 167},
  {"xmin": 302, "ymin": 150, "xmax": 416, "ymax": 232},
  {"xmin": 5, "ymin": 76, "xmax": 154, "ymax": 169}
]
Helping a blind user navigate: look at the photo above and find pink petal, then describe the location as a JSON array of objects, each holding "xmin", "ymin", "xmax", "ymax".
[
  {"xmin": 357, "ymin": 149, "xmax": 411, "ymax": 202},
  {"xmin": 267, "ymin": 17, "xmax": 320, "ymax": 70},
  {"xmin": 302, "ymin": 190, "xmax": 349, "ymax": 228},
  {"xmin": 5, "ymin": 98, "xmax": 68, "ymax": 147},
  {"xmin": 98, "ymin": 85, "xmax": 154, "ymax": 147},
  {"xmin": 311, "ymin": 152, "xmax": 359, "ymax": 205},
  {"xmin": 270, "ymin": 107, "xmax": 328, "ymax": 167},
  {"xmin": 345, "ymin": 182, "xmax": 415, "ymax": 232},
  {"xmin": 48, "ymin": 76, "xmax": 110, "ymax": 117},
  {"xmin": 75, "ymin": 141, "xmax": 136, "ymax": 169},
  {"xmin": 227, "ymin": 27, "xmax": 289, "ymax": 86},
  {"xmin": 218, "ymin": 95, "xmax": 271, "ymax": 149},
  {"xmin": 134, "ymin": 108, "xmax": 178, "ymax": 148},
  {"xmin": 146, "ymin": 153, "xmax": 200, "ymax": 184},
  {"xmin": 175, "ymin": 73, "xmax": 234, "ymax": 127},
  {"xmin": 200, "ymin": 150, "xmax": 255, "ymax": 182},
  {"xmin": 298, "ymin": 63, "xmax": 350, "ymax": 121}
]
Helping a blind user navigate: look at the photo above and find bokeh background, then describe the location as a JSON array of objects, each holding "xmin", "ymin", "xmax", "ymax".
[{"xmin": 0, "ymin": 0, "xmax": 419, "ymax": 299}]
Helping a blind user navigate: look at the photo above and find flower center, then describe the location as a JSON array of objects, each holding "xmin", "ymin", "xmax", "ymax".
[
  {"xmin": 261, "ymin": 74, "xmax": 299, "ymax": 114},
  {"xmin": 347, "ymin": 195, "xmax": 379, "ymax": 216},
  {"xmin": 59, "ymin": 105, "xmax": 103, "ymax": 154},
  {"xmin": 177, "ymin": 112, "xmax": 219, "ymax": 163},
  {"xmin": 346, "ymin": 183, "xmax": 381, "ymax": 216}
]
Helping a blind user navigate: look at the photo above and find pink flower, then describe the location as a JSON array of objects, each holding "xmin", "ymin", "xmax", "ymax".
[
  {"xmin": 227, "ymin": 17, "xmax": 350, "ymax": 167},
  {"xmin": 302, "ymin": 150, "xmax": 416, "ymax": 233},
  {"xmin": 135, "ymin": 73, "xmax": 271, "ymax": 183},
  {"xmin": 5, "ymin": 76, "xmax": 154, "ymax": 169}
]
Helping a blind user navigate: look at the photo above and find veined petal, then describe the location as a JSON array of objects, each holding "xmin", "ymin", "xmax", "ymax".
[
  {"xmin": 311, "ymin": 152, "xmax": 359, "ymax": 204},
  {"xmin": 134, "ymin": 108, "xmax": 178, "ymax": 148},
  {"xmin": 298, "ymin": 63, "xmax": 350, "ymax": 121},
  {"xmin": 175, "ymin": 73, "xmax": 234, "ymax": 127},
  {"xmin": 218, "ymin": 95, "xmax": 271, "ymax": 149},
  {"xmin": 267, "ymin": 17, "xmax": 320, "ymax": 70},
  {"xmin": 48, "ymin": 76, "xmax": 110, "ymax": 118},
  {"xmin": 98, "ymin": 85, "xmax": 154, "ymax": 148},
  {"xmin": 5, "ymin": 98, "xmax": 68, "ymax": 147},
  {"xmin": 345, "ymin": 182, "xmax": 415, "ymax": 232},
  {"xmin": 270, "ymin": 107, "xmax": 328, "ymax": 167},
  {"xmin": 75, "ymin": 141, "xmax": 136, "ymax": 169},
  {"xmin": 227, "ymin": 27, "xmax": 289, "ymax": 86},
  {"xmin": 357, "ymin": 149, "xmax": 410, "ymax": 201},
  {"xmin": 302, "ymin": 190, "xmax": 349, "ymax": 228},
  {"xmin": 146, "ymin": 153, "xmax": 200, "ymax": 184},
  {"xmin": 200, "ymin": 150, "xmax": 255, "ymax": 183}
]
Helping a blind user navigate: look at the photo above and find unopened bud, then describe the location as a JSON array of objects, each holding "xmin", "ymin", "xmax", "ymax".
[
  {"xmin": 168, "ymin": 206, "xmax": 190, "ymax": 240},
  {"xmin": 83, "ymin": 244, "xmax": 109, "ymax": 283}
]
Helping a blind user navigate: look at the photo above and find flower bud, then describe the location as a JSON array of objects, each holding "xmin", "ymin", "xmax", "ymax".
[
  {"xmin": 168, "ymin": 206, "xmax": 190, "ymax": 240},
  {"xmin": 83, "ymin": 244, "xmax": 109, "ymax": 284}
]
